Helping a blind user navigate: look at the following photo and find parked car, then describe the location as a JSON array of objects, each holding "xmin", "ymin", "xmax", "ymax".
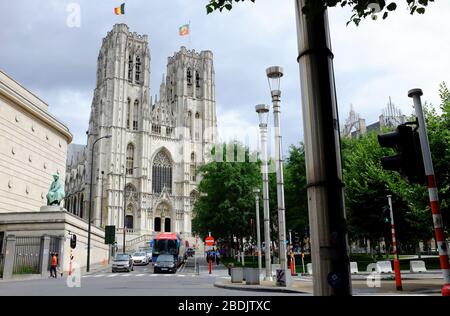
[
  {"xmin": 153, "ymin": 254, "xmax": 176, "ymax": 274},
  {"xmin": 145, "ymin": 250, "xmax": 153, "ymax": 262},
  {"xmin": 112, "ymin": 253, "xmax": 134, "ymax": 273},
  {"xmin": 186, "ymin": 248, "xmax": 195, "ymax": 257},
  {"xmin": 131, "ymin": 252, "xmax": 148, "ymax": 265}
]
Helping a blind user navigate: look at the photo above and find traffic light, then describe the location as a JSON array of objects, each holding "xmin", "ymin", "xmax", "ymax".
[
  {"xmin": 382, "ymin": 205, "xmax": 391, "ymax": 224},
  {"xmin": 377, "ymin": 124, "xmax": 425, "ymax": 184},
  {"xmin": 70, "ymin": 234, "xmax": 77, "ymax": 249},
  {"xmin": 105, "ymin": 225, "xmax": 116, "ymax": 245}
]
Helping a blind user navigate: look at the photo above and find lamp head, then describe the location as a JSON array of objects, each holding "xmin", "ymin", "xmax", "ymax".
[
  {"xmin": 253, "ymin": 188, "xmax": 260, "ymax": 194},
  {"xmin": 266, "ymin": 66, "xmax": 283, "ymax": 92},
  {"xmin": 255, "ymin": 104, "xmax": 270, "ymax": 125}
]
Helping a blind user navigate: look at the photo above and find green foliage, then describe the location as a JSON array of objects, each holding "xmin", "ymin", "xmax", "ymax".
[
  {"xmin": 206, "ymin": 0, "xmax": 434, "ymax": 26},
  {"xmin": 342, "ymin": 83, "xmax": 450, "ymax": 245},
  {"xmin": 191, "ymin": 142, "xmax": 261, "ymax": 246}
]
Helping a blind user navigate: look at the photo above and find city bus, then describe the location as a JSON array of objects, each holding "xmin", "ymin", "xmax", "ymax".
[{"xmin": 151, "ymin": 233, "xmax": 186, "ymax": 267}]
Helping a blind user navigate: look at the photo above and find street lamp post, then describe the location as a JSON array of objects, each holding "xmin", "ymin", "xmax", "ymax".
[
  {"xmin": 253, "ymin": 188, "xmax": 262, "ymax": 272},
  {"xmin": 87, "ymin": 135, "xmax": 111, "ymax": 273},
  {"xmin": 266, "ymin": 66, "xmax": 287, "ymax": 271},
  {"xmin": 255, "ymin": 104, "xmax": 272, "ymax": 281}
]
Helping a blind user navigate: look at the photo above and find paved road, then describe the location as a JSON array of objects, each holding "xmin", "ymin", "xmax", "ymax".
[{"xmin": 0, "ymin": 256, "xmax": 302, "ymax": 296}]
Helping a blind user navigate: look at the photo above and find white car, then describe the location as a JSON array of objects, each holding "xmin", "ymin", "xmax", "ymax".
[{"xmin": 131, "ymin": 252, "xmax": 148, "ymax": 265}]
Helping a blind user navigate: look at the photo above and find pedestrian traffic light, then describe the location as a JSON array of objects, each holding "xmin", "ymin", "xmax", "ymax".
[
  {"xmin": 377, "ymin": 124, "xmax": 425, "ymax": 184},
  {"xmin": 70, "ymin": 234, "xmax": 77, "ymax": 249}
]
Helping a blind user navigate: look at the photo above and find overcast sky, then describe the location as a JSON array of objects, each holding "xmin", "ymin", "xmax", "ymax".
[{"xmin": 1, "ymin": 0, "xmax": 449, "ymax": 152}]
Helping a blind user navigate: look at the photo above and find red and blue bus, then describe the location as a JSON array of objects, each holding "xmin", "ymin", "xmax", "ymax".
[{"xmin": 151, "ymin": 233, "xmax": 186, "ymax": 267}]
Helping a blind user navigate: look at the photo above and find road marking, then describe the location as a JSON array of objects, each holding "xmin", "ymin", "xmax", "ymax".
[
  {"xmin": 177, "ymin": 274, "xmax": 186, "ymax": 277},
  {"xmin": 121, "ymin": 274, "xmax": 132, "ymax": 277},
  {"xmin": 107, "ymin": 274, "xmax": 118, "ymax": 278},
  {"xmin": 136, "ymin": 274, "xmax": 145, "ymax": 277},
  {"xmin": 93, "ymin": 274, "xmax": 105, "ymax": 278}
]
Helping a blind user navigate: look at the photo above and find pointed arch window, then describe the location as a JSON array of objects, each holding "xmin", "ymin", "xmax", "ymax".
[
  {"xmin": 195, "ymin": 112, "xmax": 201, "ymax": 141},
  {"xmin": 126, "ymin": 143, "xmax": 135, "ymax": 175},
  {"xmin": 152, "ymin": 151, "xmax": 172, "ymax": 194},
  {"xmin": 187, "ymin": 68, "xmax": 192, "ymax": 85},
  {"xmin": 190, "ymin": 152, "xmax": 197, "ymax": 182},
  {"xmin": 133, "ymin": 100, "xmax": 139, "ymax": 131},
  {"xmin": 126, "ymin": 99, "xmax": 131, "ymax": 129},
  {"xmin": 135, "ymin": 56, "xmax": 141, "ymax": 83},
  {"xmin": 128, "ymin": 55, "xmax": 133, "ymax": 83},
  {"xmin": 187, "ymin": 111, "xmax": 192, "ymax": 138},
  {"xmin": 195, "ymin": 71, "xmax": 200, "ymax": 88}
]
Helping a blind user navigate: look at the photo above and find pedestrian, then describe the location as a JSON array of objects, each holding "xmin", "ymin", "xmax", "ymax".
[
  {"xmin": 215, "ymin": 250, "xmax": 220, "ymax": 266},
  {"xmin": 50, "ymin": 252, "xmax": 58, "ymax": 278}
]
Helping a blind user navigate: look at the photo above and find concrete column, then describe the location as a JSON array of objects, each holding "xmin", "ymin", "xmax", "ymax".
[
  {"xmin": 3, "ymin": 235, "xmax": 16, "ymax": 280},
  {"xmin": 39, "ymin": 235, "xmax": 51, "ymax": 277}
]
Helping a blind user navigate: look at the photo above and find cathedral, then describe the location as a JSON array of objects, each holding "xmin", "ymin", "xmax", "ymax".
[{"xmin": 65, "ymin": 24, "xmax": 218, "ymax": 246}]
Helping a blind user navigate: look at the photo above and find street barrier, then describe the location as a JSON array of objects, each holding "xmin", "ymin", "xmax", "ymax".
[
  {"xmin": 230, "ymin": 267, "xmax": 243, "ymax": 283},
  {"xmin": 377, "ymin": 261, "xmax": 393, "ymax": 273},
  {"xmin": 350, "ymin": 262, "xmax": 359, "ymax": 274},
  {"xmin": 410, "ymin": 260, "xmax": 427, "ymax": 273},
  {"xmin": 306, "ymin": 263, "xmax": 313, "ymax": 275},
  {"xmin": 244, "ymin": 268, "xmax": 260, "ymax": 285},
  {"xmin": 366, "ymin": 263, "xmax": 377, "ymax": 272}
]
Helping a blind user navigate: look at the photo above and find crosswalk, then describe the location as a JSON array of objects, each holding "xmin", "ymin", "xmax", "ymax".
[{"xmin": 82, "ymin": 273, "xmax": 229, "ymax": 279}]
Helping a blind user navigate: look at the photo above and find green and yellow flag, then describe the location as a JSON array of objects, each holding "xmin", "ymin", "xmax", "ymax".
[{"xmin": 179, "ymin": 24, "xmax": 189, "ymax": 36}]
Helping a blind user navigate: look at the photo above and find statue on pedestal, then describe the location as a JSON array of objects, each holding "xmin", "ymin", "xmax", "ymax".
[{"xmin": 46, "ymin": 174, "xmax": 65, "ymax": 206}]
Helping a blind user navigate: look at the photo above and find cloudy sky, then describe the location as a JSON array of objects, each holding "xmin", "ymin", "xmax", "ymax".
[{"xmin": 1, "ymin": 0, "xmax": 449, "ymax": 152}]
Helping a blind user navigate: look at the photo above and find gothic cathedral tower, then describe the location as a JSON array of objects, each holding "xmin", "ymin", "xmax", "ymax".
[
  {"xmin": 79, "ymin": 24, "xmax": 217, "ymax": 246},
  {"xmin": 87, "ymin": 24, "xmax": 150, "ymax": 230}
]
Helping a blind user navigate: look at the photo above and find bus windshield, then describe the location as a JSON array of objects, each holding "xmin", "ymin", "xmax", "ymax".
[{"xmin": 152, "ymin": 239, "xmax": 178, "ymax": 255}]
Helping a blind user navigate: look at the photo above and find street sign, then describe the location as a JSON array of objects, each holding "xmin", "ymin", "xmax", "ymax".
[{"xmin": 205, "ymin": 236, "xmax": 215, "ymax": 246}]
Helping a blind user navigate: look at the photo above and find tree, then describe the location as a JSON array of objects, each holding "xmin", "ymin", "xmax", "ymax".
[
  {"xmin": 206, "ymin": 0, "xmax": 434, "ymax": 25},
  {"xmin": 191, "ymin": 142, "xmax": 261, "ymax": 255}
]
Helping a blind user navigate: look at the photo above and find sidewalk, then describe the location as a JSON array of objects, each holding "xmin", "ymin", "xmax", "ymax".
[
  {"xmin": 214, "ymin": 275, "xmax": 443, "ymax": 295},
  {"xmin": 0, "ymin": 262, "xmax": 111, "ymax": 283}
]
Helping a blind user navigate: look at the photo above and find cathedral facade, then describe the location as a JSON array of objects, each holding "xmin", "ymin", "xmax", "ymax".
[{"xmin": 65, "ymin": 24, "xmax": 217, "ymax": 243}]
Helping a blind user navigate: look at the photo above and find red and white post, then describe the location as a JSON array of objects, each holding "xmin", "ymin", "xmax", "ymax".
[
  {"xmin": 409, "ymin": 88, "xmax": 450, "ymax": 296},
  {"xmin": 387, "ymin": 195, "xmax": 402, "ymax": 291}
]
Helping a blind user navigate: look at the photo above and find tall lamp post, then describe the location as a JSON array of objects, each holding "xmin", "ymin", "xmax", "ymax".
[
  {"xmin": 87, "ymin": 134, "xmax": 111, "ymax": 272},
  {"xmin": 253, "ymin": 188, "xmax": 262, "ymax": 272},
  {"xmin": 255, "ymin": 104, "xmax": 272, "ymax": 281},
  {"xmin": 266, "ymin": 66, "xmax": 287, "ymax": 271}
]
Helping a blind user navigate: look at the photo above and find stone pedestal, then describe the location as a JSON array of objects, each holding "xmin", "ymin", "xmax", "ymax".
[{"xmin": 40, "ymin": 206, "xmax": 64, "ymax": 212}]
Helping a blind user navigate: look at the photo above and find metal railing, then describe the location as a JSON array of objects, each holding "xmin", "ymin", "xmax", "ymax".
[
  {"xmin": 13, "ymin": 237, "xmax": 41, "ymax": 275},
  {"xmin": 47, "ymin": 237, "xmax": 61, "ymax": 271}
]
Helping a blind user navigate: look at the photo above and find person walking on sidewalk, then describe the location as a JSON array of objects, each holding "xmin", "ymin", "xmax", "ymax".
[{"xmin": 50, "ymin": 252, "xmax": 58, "ymax": 278}]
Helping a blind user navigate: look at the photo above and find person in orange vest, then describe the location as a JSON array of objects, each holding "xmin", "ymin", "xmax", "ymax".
[{"xmin": 50, "ymin": 252, "xmax": 58, "ymax": 278}]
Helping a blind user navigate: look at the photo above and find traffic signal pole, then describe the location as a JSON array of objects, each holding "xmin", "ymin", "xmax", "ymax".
[
  {"xmin": 408, "ymin": 89, "xmax": 450, "ymax": 296},
  {"xmin": 387, "ymin": 195, "xmax": 402, "ymax": 291}
]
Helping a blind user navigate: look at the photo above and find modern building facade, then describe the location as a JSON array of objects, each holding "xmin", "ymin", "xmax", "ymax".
[
  {"xmin": 0, "ymin": 70, "xmax": 72, "ymax": 214},
  {"xmin": 66, "ymin": 24, "xmax": 218, "ymax": 245}
]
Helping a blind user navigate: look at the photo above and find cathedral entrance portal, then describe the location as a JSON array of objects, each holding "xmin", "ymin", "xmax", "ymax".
[{"xmin": 154, "ymin": 202, "xmax": 172, "ymax": 233}]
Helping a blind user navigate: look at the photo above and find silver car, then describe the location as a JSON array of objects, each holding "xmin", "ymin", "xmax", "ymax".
[{"xmin": 112, "ymin": 253, "xmax": 134, "ymax": 273}]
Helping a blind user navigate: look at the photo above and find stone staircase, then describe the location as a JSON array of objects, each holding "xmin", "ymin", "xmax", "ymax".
[{"xmin": 125, "ymin": 234, "xmax": 154, "ymax": 252}]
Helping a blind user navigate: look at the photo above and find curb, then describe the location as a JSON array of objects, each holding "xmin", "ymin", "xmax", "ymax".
[{"xmin": 213, "ymin": 280, "xmax": 310, "ymax": 294}]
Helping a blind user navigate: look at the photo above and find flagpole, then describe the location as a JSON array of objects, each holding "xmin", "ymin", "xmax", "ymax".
[{"xmin": 188, "ymin": 20, "xmax": 191, "ymax": 48}]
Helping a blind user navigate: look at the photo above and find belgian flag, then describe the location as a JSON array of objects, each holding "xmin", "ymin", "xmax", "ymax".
[{"xmin": 114, "ymin": 3, "xmax": 125, "ymax": 15}]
